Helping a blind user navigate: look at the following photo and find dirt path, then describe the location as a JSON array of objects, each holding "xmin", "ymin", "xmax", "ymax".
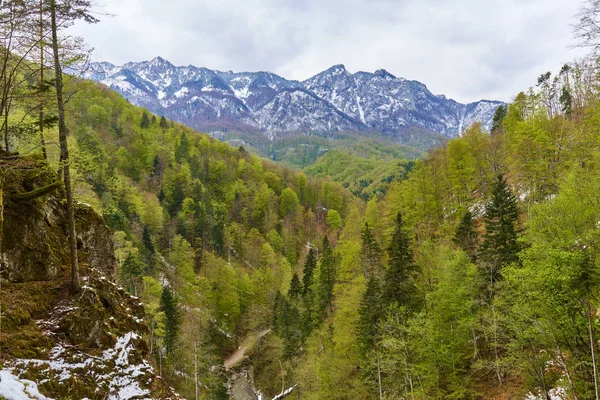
[{"xmin": 224, "ymin": 328, "xmax": 271, "ymax": 370}]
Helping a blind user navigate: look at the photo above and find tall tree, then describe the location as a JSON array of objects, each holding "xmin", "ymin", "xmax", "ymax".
[
  {"xmin": 357, "ymin": 276, "xmax": 383, "ymax": 355},
  {"xmin": 140, "ymin": 111, "xmax": 150, "ymax": 129},
  {"xmin": 289, "ymin": 273, "xmax": 302, "ymax": 299},
  {"xmin": 317, "ymin": 236, "xmax": 336, "ymax": 315},
  {"xmin": 49, "ymin": 0, "xmax": 98, "ymax": 293},
  {"xmin": 302, "ymin": 248, "xmax": 316, "ymax": 295},
  {"xmin": 479, "ymin": 174, "xmax": 520, "ymax": 286},
  {"xmin": 160, "ymin": 285, "xmax": 180, "ymax": 357},
  {"xmin": 360, "ymin": 222, "xmax": 383, "ymax": 278},
  {"xmin": 383, "ymin": 213, "xmax": 419, "ymax": 310}
]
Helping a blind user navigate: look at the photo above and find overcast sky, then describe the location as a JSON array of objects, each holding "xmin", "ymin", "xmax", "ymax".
[{"xmin": 71, "ymin": 0, "xmax": 588, "ymax": 103}]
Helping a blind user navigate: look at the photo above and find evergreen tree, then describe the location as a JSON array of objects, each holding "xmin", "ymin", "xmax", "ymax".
[
  {"xmin": 142, "ymin": 225, "xmax": 155, "ymax": 269},
  {"xmin": 491, "ymin": 104, "xmax": 507, "ymax": 133},
  {"xmin": 357, "ymin": 276, "xmax": 383, "ymax": 355},
  {"xmin": 453, "ymin": 211, "xmax": 479, "ymax": 262},
  {"xmin": 360, "ymin": 222, "xmax": 383, "ymax": 278},
  {"xmin": 159, "ymin": 115, "xmax": 169, "ymax": 129},
  {"xmin": 272, "ymin": 290, "xmax": 284, "ymax": 333},
  {"xmin": 175, "ymin": 131, "xmax": 189, "ymax": 162},
  {"xmin": 289, "ymin": 273, "xmax": 302, "ymax": 299},
  {"xmin": 140, "ymin": 111, "xmax": 150, "ymax": 129},
  {"xmin": 383, "ymin": 213, "xmax": 419, "ymax": 310},
  {"xmin": 479, "ymin": 174, "xmax": 520, "ymax": 284},
  {"xmin": 151, "ymin": 115, "xmax": 157, "ymax": 125},
  {"xmin": 302, "ymin": 248, "xmax": 317, "ymax": 295},
  {"xmin": 317, "ymin": 236, "xmax": 336, "ymax": 315},
  {"xmin": 160, "ymin": 286, "xmax": 180, "ymax": 357},
  {"xmin": 142, "ymin": 225, "xmax": 155, "ymax": 254}
]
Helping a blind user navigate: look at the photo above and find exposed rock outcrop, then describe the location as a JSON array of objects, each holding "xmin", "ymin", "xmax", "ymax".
[
  {"xmin": 1, "ymin": 155, "xmax": 116, "ymax": 283},
  {"xmin": 0, "ymin": 155, "xmax": 180, "ymax": 399}
]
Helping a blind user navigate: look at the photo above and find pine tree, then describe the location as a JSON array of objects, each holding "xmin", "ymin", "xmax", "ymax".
[
  {"xmin": 479, "ymin": 174, "xmax": 520, "ymax": 284},
  {"xmin": 491, "ymin": 104, "xmax": 507, "ymax": 133},
  {"xmin": 289, "ymin": 273, "xmax": 302, "ymax": 299},
  {"xmin": 383, "ymin": 213, "xmax": 419, "ymax": 310},
  {"xmin": 360, "ymin": 222, "xmax": 383, "ymax": 278},
  {"xmin": 317, "ymin": 236, "xmax": 336, "ymax": 315},
  {"xmin": 159, "ymin": 115, "xmax": 169, "ymax": 129},
  {"xmin": 272, "ymin": 290, "xmax": 284, "ymax": 333},
  {"xmin": 357, "ymin": 276, "xmax": 383, "ymax": 355},
  {"xmin": 140, "ymin": 111, "xmax": 150, "ymax": 129},
  {"xmin": 142, "ymin": 225, "xmax": 155, "ymax": 269},
  {"xmin": 302, "ymin": 248, "xmax": 316, "ymax": 295},
  {"xmin": 160, "ymin": 286, "xmax": 180, "ymax": 357},
  {"xmin": 453, "ymin": 211, "xmax": 479, "ymax": 262},
  {"xmin": 151, "ymin": 115, "xmax": 157, "ymax": 125},
  {"xmin": 142, "ymin": 225, "xmax": 155, "ymax": 254}
]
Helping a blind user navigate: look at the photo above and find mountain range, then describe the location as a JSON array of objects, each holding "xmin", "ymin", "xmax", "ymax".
[{"xmin": 85, "ymin": 56, "xmax": 503, "ymax": 143}]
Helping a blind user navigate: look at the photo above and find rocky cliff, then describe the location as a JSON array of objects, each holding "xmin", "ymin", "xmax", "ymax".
[{"xmin": 0, "ymin": 155, "xmax": 181, "ymax": 399}]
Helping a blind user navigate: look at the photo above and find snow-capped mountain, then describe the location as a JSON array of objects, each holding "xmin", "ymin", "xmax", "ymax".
[{"xmin": 86, "ymin": 57, "xmax": 503, "ymax": 141}]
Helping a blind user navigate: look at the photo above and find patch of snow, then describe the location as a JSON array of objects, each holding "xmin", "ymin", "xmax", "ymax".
[
  {"xmin": 356, "ymin": 95, "xmax": 366, "ymax": 124},
  {"xmin": 0, "ymin": 370, "xmax": 49, "ymax": 400},
  {"xmin": 174, "ymin": 87, "xmax": 188, "ymax": 98}
]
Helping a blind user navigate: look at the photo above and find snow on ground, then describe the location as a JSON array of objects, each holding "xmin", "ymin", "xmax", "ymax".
[
  {"xmin": 0, "ymin": 370, "xmax": 48, "ymax": 400},
  {"xmin": 8, "ymin": 332, "xmax": 153, "ymax": 400}
]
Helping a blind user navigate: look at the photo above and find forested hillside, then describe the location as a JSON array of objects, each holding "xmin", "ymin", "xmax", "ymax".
[
  {"xmin": 8, "ymin": 55, "xmax": 600, "ymax": 399},
  {"xmin": 3, "ymin": 1, "xmax": 600, "ymax": 399}
]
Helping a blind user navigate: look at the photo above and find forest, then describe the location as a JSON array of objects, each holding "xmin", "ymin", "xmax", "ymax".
[{"xmin": 3, "ymin": 0, "xmax": 600, "ymax": 399}]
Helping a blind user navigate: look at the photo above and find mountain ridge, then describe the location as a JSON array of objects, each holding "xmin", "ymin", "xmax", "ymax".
[{"xmin": 85, "ymin": 56, "xmax": 503, "ymax": 142}]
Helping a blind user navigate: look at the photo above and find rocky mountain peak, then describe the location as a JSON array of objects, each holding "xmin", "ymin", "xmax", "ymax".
[{"xmin": 84, "ymin": 57, "xmax": 504, "ymax": 143}]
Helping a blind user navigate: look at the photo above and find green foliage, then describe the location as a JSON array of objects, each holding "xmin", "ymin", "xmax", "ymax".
[
  {"xmin": 160, "ymin": 286, "xmax": 180, "ymax": 357},
  {"xmin": 383, "ymin": 213, "xmax": 419, "ymax": 310},
  {"xmin": 479, "ymin": 174, "xmax": 520, "ymax": 284},
  {"xmin": 316, "ymin": 236, "xmax": 336, "ymax": 316},
  {"xmin": 140, "ymin": 111, "xmax": 150, "ymax": 129},
  {"xmin": 302, "ymin": 248, "xmax": 317, "ymax": 295},
  {"xmin": 453, "ymin": 211, "xmax": 478, "ymax": 261},
  {"xmin": 360, "ymin": 222, "xmax": 382, "ymax": 278}
]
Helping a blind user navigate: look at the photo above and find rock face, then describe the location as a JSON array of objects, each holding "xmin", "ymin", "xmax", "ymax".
[
  {"xmin": 1, "ymin": 156, "xmax": 116, "ymax": 283},
  {"xmin": 0, "ymin": 155, "xmax": 182, "ymax": 399},
  {"xmin": 85, "ymin": 57, "xmax": 504, "ymax": 142}
]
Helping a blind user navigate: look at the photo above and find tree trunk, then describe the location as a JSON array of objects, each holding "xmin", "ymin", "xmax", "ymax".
[
  {"xmin": 39, "ymin": 0, "xmax": 47, "ymax": 160},
  {"xmin": 49, "ymin": 0, "xmax": 79, "ymax": 294}
]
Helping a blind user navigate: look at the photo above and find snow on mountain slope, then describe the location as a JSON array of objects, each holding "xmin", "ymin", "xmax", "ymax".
[{"xmin": 85, "ymin": 57, "xmax": 504, "ymax": 141}]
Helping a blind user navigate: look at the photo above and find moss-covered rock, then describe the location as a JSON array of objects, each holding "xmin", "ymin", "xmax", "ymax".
[{"xmin": 1, "ymin": 156, "xmax": 115, "ymax": 283}]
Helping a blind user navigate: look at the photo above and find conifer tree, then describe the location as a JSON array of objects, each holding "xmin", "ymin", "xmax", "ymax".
[
  {"xmin": 142, "ymin": 225, "xmax": 155, "ymax": 269},
  {"xmin": 360, "ymin": 222, "xmax": 383, "ymax": 278},
  {"xmin": 302, "ymin": 248, "xmax": 316, "ymax": 295},
  {"xmin": 140, "ymin": 111, "xmax": 150, "ymax": 129},
  {"xmin": 289, "ymin": 273, "xmax": 302, "ymax": 299},
  {"xmin": 479, "ymin": 174, "xmax": 520, "ymax": 284},
  {"xmin": 453, "ymin": 210, "xmax": 479, "ymax": 262},
  {"xmin": 357, "ymin": 276, "xmax": 383, "ymax": 355},
  {"xmin": 160, "ymin": 286, "xmax": 180, "ymax": 357},
  {"xmin": 159, "ymin": 115, "xmax": 168, "ymax": 129},
  {"xmin": 383, "ymin": 213, "xmax": 419, "ymax": 310},
  {"xmin": 317, "ymin": 236, "xmax": 336, "ymax": 315},
  {"xmin": 272, "ymin": 290, "xmax": 284, "ymax": 333},
  {"xmin": 491, "ymin": 104, "xmax": 507, "ymax": 133}
]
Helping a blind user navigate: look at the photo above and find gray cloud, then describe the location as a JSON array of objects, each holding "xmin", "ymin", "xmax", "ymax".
[{"xmin": 72, "ymin": 0, "xmax": 588, "ymax": 102}]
